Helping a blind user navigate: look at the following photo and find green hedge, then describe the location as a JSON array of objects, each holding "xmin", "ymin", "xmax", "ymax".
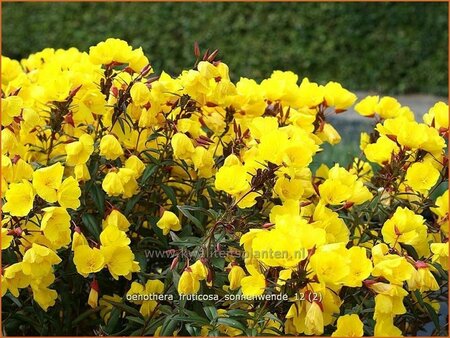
[{"xmin": 2, "ymin": 2, "xmax": 448, "ymax": 95}]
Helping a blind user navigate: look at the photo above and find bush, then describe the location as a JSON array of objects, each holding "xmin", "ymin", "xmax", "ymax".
[
  {"xmin": 2, "ymin": 2, "xmax": 448, "ymax": 96},
  {"xmin": 1, "ymin": 38, "xmax": 448, "ymax": 336}
]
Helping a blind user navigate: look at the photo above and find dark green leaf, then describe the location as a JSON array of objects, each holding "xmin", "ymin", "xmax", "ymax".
[
  {"xmin": 103, "ymin": 299, "xmax": 143, "ymax": 319},
  {"xmin": 89, "ymin": 184, "xmax": 105, "ymax": 215},
  {"xmin": 159, "ymin": 314, "xmax": 179, "ymax": 336},
  {"xmin": 203, "ymin": 305, "xmax": 218, "ymax": 321},
  {"xmin": 423, "ymin": 302, "xmax": 440, "ymax": 331},
  {"xmin": 177, "ymin": 205, "xmax": 203, "ymax": 231},
  {"xmin": 72, "ymin": 308, "xmax": 101, "ymax": 327},
  {"xmin": 216, "ymin": 317, "xmax": 246, "ymax": 331},
  {"xmin": 161, "ymin": 184, "xmax": 177, "ymax": 207},
  {"xmin": 140, "ymin": 163, "xmax": 158, "ymax": 184},
  {"xmin": 81, "ymin": 213, "xmax": 100, "ymax": 240}
]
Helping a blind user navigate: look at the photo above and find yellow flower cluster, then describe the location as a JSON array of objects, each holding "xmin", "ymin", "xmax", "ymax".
[{"xmin": 1, "ymin": 38, "xmax": 448, "ymax": 336}]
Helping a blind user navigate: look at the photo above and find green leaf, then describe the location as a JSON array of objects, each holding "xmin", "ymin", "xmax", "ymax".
[
  {"xmin": 226, "ymin": 309, "xmax": 252, "ymax": 318},
  {"xmin": 72, "ymin": 307, "xmax": 102, "ymax": 327},
  {"xmin": 203, "ymin": 305, "xmax": 218, "ymax": 321},
  {"xmin": 103, "ymin": 299, "xmax": 143, "ymax": 319},
  {"xmin": 211, "ymin": 257, "xmax": 225, "ymax": 270},
  {"xmin": 170, "ymin": 236, "xmax": 202, "ymax": 248},
  {"xmin": 126, "ymin": 316, "xmax": 146, "ymax": 325},
  {"xmin": 402, "ymin": 244, "xmax": 419, "ymax": 260},
  {"xmin": 161, "ymin": 184, "xmax": 177, "ymax": 207},
  {"xmin": 159, "ymin": 314, "xmax": 179, "ymax": 336},
  {"xmin": 423, "ymin": 302, "xmax": 440, "ymax": 331},
  {"xmin": 89, "ymin": 184, "xmax": 105, "ymax": 215},
  {"xmin": 177, "ymin": 205, "xmax": 203, "ymax": 231},
  {"xmin": 176, "ymin": 315, "xmax": 210, "ymax": 326},
  {"xmin": 185, "ymin": 323, "xmax": 201, "ymax": 336},
  {"xmin": 5, "ymin": 293, "xmax": 22, "ymax": 307},
  {"xmin": 216, "ymin": 317, "xmax": 247, "ymax": 331},
  {"xmin": 103, "ymin": 307, "xmax": 120, "ymax": 335},
  {"xmin": 81, "ymin": 213, "xmax": 100, "ymax": 240},
  {"xmin": 125, "ymin": 192, "xmax": 142, "ymax": 215},
  {"xmin": 140, "ymin": 163, "xmax": 158, "ymax": 184}
]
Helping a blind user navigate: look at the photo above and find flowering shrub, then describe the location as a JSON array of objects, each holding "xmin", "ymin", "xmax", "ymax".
[{"xmin": 1, "ymin": 38, "xmax": 448, "ymax": 336}]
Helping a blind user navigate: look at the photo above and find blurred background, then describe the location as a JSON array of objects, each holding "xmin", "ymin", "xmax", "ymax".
[{"xmin": 2, "ymin": 1, "xmax": 448, "ymax": 166}]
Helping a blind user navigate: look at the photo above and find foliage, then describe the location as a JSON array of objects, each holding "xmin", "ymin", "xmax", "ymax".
[
  {"xmin": 2, "ymin": 2, "xmax": 448, "ymax": 96},
  {"xmin": 1, "ymin": 38, "xmax": 448, "ymax": 336}
]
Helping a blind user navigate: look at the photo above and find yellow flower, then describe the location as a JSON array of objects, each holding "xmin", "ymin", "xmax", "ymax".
[
  {"xmin": 191, "ymin": 146, "xmax": 214, "ymax": 178},
  {"xmin": 297, "ymin": 77, "xmax": 324, "ymax": 108},
  {"xmin": 74, "ymin": 163, "xmax": 91, "ymax": 181},
  {"xmin": 364, "ymin": 135, "xmax": 399, "ymax": 164},
  {"xmin": 228, "ymin": 265, "xmax": 246, "ymax": 290},
  {"xmin": 88, "ymin": 280, "xmax": 99, "ymax": 308},
  {"xmin": 381, "ymin": 206, "xmax": 427, "ymax": 246},
  {"xmin": 101, "ymin": 245, "xmax": 138, "ymax": 280},
  {"xmin": 129, "ymin": 47, "xmax": 150, "ymax": 73},
  {"xmin": 374, "ymin": 314, "xmax": 402, "ymax": 337},
  {"xmin": 372, "ymin": 255, "xmax": 415, "ymax": 285},
  {"xmin": 12, "ymin": 158, "xmax": 34, "ymax": 182},
  {"xmin": 178, "ymin": 268, "xmax": 200, "ymax": 295},
  {"xmin": 100, "ymin": 225, "xmax": 131, "ymax": 247},
  {"xmin": 127, "ymin": 281, "xmax": 145, "ymax": 305},
  {"xmin": 430, "ymin": 242, "xmax": 448, "ymax": 269},
  {"xmin": 102, "ymin": 171, "xmax": 124, "ymax": 196},
  {"xmin": 139, "ymin": 280, "xmax": 165, "ymax": 317},
  {"xmin": 374, "ymin": 96, "xmax": 401, "ymax": 119},
  {"xmin": 1, "ymin": 227, "xmax": 13, "ymax": 250},
  {"xmin": 344, "ymin": 247, "xmax": 373, "ymax": 287},
  {"xmin": 130, "ymin": 82, "xmax": 151, "ymax": 106},
  {"xmin": 215, "ymin": 163, "xmax": 250, "ymax": 195},
  {"xmin": 71, "ymin": 231, "xmax": 88, "ymax": 250},
  {"xmin": 32, "ymin": 287, "xmax": 58, "ymax": 311},
  {"xmin": 32, "ymin": 162, "xmax": 64, "ymax": 203},
  {"xmin": 41, "ymin": 207, "xmax": 71, "ymax": 249},
  {"xmin": 323, "ymin": 81, "xmax": 357, "ymax": 111},
  {"xmin": 22, "ymin": 243, "xmax": 62, "ymax": 278},
  {"xmin": 331, "ymin": 314, "xmax": 364, "ymax": 337},
  {"xmin": 3, "ymin": 263, "xmax": 31, "ymax": 297},
  {"xmin": 156, "ymin": 210, "xmax": 181, "ymax": 235},
  {"xmin": 65, "ymin": 134, "xmax": 94, "ymax": 166},
  {"xmin": 317, "ymin": 123, "xmax": 341, "ymax": 145},
  {"xmin": 117, "ymin": 168, "xmax": 139, "ymax": 198},
  {"xmin": 431, "ymin": 190, "xmax": 448, "ymax": 218},
  {"xmin": 89, "ymin": 38, "xmax": 133, "ymax": 65},
  {"xmin": 274, "ymin": 176, "xmax": 304, "ymax": 201},
  {"xmin": 75, "ymin": 88, "xmax": 107, "ymax": 117},
  {"xmin": 73, "ymin": 245, "xmax": 105, "ymax": 277},
  {"xmin": 424, "ymin": 101, "xmax": 448, "ymax": 130},
  {"xmin": 99, "ymin": 134, "xmax": 124, "ymax": 160},
  {"xmin": 124, "ymin": 155, "xmax": 145, "ymax": 179},
  {"xmin": 240, "ymin": 265, "xmax": 265, "ymax": 296},
  {"xmin": 408, "ymin": 262, "xmax": 439, "ymax": 292},
  {"xmin": 102, "ymin": 209, "xmax": 131, "ymax": 231},
  {"xmin": 1, "ymin": 95, "xmax": 23, "ymax": 126},
  {"xmin": 190, "ymin": 260, "xmax": 209, "ymax": 281},
  {"xmin": 99, "ymin": 294, "xmax": 122, "ymax": 323},
  {"xmin": 3, "ymin": 179, "xmax": 35, "ymax": 216},
  {"xmin": 310, "ymin": 243, "xmax": 350, "ymax": 285},
  {"xmin": 319, "ymin": 180, "xmax": 352, "ymax": 206},
  {"xmin": 355, "ymin": 95, "xmax": 379, "ymax": 117},
  {"xmin": 405, "ymin": 161, "xmax": 440, "ymax": 191},
  {"xmin": 171, "ymin": 132, "xmax": 195, "ymax": 160},
  {"xmin": 304, "ymin": 302, "xmax": 324, "ymax": 335},
  {"xmin": 57, "ymin": 176, "xmax": 81, "ymax": 209}
]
